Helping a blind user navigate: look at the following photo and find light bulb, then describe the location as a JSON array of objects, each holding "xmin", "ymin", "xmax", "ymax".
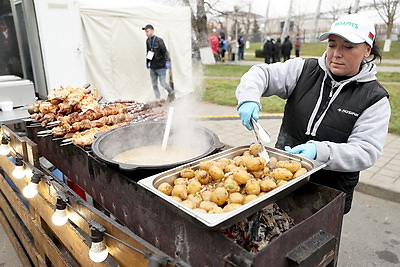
[
  {"xmin": 89, "ymin": 241, "xmax": 108, "ymax": 262},
  {"xmin": 12, "ymin": 165, "xmax": 26, "ymax": 179},
  {"xmin": 25, "ymin": 168, "xmax": 33, "ymax": 179},
  {"xmin": 23, "ymin": 182, "xmax": 38, "ymax": 198},
  {"xmin": 89, "ymin": 225, "xmax": 108, "ymax": 263},
  {"xmin": 22, "ymin": 174, "xmax": 41, "ymax": 199},
  {"xmin": 52, "ymin": 197, "xmax": 68, "ymax": 226},
  {"xmin": 52, "ymin": 209, "xmax": 68, "ymax": 226},
  {"xmin": 0, "ymin": 144, "xmax": 10, "ymax": 155},
  {"xmin": 0, "ymin": 135, "xmax": 10, "ymax": 156}
]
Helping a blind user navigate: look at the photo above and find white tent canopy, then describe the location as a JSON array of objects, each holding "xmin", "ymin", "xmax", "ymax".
[{"xmin": 79, "ymin": 0, "xmax": 193, "ymax": 102}]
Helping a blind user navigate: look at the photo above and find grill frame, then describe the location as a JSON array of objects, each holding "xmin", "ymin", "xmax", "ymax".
[{"xmin": 27, "ymin": 125, "xmax": 345, "ymax": 267}]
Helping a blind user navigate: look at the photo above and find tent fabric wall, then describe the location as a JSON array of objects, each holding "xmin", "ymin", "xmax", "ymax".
[{"xmin": 79, "ymin": 0, "xmax": 193, "ymax": 102}]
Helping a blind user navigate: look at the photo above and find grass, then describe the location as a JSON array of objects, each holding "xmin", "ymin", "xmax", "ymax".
[
  {"xmin": 201, "ymin": 63, "xmax": 400, "ymax": 134},
  {"xmin": 387, "ymin": 84, "xmax": 400, "ymax": 134},
  {"xmin": 203, "ymin": 79, "xmax": 287, "ymax": 112}
]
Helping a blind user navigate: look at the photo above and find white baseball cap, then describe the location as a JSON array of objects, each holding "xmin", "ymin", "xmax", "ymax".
[{"xmin": 319, "ymin": 13, "xmax": 375, "ymax": 47}]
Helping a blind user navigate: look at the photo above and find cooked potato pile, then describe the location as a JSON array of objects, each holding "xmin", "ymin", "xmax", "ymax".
[{"xmin": 157, "ymin": 144, "xmax": 308, "ymax": 213}]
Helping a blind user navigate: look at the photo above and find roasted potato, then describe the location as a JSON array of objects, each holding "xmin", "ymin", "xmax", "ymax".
[
  {"xmin": 251, "ymin": 170, "xmax": 264, "ymax": 179},
  {"xmin": 217, "ymin": 158, "xmax": 231, "ymax": 169},
  {"xmin": 228, "ymin": 192, "xmax": 244, "ymax": 204},
  {"xmin": 243, "ymin": 194, "xmax": 258, "ymax": 204},
  {"xmin": 224, "ymin": 164, "xmax": 237, "ymax": 173},
  {"xmin": 169, "ymin": 196, "xmax": 182, "ymax": 202},
  {"xmin": 223, "ymin": 203, "xmax": 242, "ymax": 212},
  {"xmin": 245, "ymin": 156, "xmax": 266, "ymax": 172},
  {"xmin": 180, "ymin": 168, "xmax": 195, "ymax": 178},
  {"xmin": 187, "ymin": 179, "xmax": 202, "ymax": 194},
  {"xmin": 199, "ymin": 160, "xmax": 213, "ymax": 170},
  {"xmin": 208, "ymin": 165, "xmax": 225, "ymax": 180},
  {"xmin": 293, "ymin": 167, "xmax": 308, "ymax": 178},
  {"xmin": 268, "ymin": 157, "xmax": 278, "ymax": 168},
  {"xmin": 171, "ymin": 184, "xmax": 187, "ymax": 200},
  {"xmin": 199, "ymin": 201, "xmax": 218, "ymax": 211},
  {"xmin": 210, "ymin": 187, "xmax": 229, "ymax": 206},
  {"xmin": 209, "ymin": 206, "xmax": 224, "ymax": 214},
  {"xmin": 276, "ymin": 160, "xmax": 302, "ymax": 173},
  {"xmin": 271, "ymin": 168, "xmax": 294, "ymax": 181},
  {"xmin": 259, "ymin": 178, "xmax": 277, "ymax": 192},
  {"xmin": 174, "ymin": 178, "xmax": 188, "ymax": 186},
  {"xmin": 157, "ymin": 182, "xmax": 173, "ymax": 195},
  {"xmin": 233, "ymin": 168, "xmax": 250, "ymax": 185},
  {"xmin": 224, "ymin": 178, "xmax": 240, "ymax": 193},
  {"xmin": 245, "ymin": 179, "xmax": 261, "ymax": 195},
  {"xmin": 181, "ymin": 200, "xmax": 195, "ymax": 209},
  {"xmin": 187, "ymin": 193, "xmax": 202, "ymax": 207},
  {"xmin": 276, "ymin": 180, "xmax": 288, "ymax": 187},
  {"xmin": 249, "ymin": 143, "xmax": 263, "ymax": 156},
  {"xmin": 195, "ymin": 170, "xmax": 210, "ymax": 185},
  {"xmin": 200, "ymin": 190, "xmax": 213, "ymax": 202}
]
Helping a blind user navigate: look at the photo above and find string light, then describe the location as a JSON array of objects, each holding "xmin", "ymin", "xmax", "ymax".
[
  {"xmin": 23, "ymin": 173, "xmax": 41, "ymax": 198},
  {"xmin": 12, "ymin": 156, "xmax": 26, "ymax": 179},
  {"xmin": 52, "ymin": 196, "xmax": 68, "ymax": 226},
  {"xmin": 88, "ymin": 223, "xmax": 109, "ymax": 263},
  {"xmin": 5, "ymin": 148, "xmax": 184, "ymax": 266},
  {"xmin": 0, "ymin": 134, "xmax": 10, "ymax": 155}
]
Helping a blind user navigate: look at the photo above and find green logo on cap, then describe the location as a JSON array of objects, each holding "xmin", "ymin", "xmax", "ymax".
[{"xmin": 335, "ymin": 21, "xmax": 358, "ymax": 29}]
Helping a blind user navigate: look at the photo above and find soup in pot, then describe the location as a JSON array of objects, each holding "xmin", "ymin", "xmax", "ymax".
[{"xmin": 112, "ymin": 145, "xmax": 197, "ymax": 165}]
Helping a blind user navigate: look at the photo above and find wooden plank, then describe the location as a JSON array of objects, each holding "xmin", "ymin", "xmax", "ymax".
[
  {"xmin": 1, "ymin": 140, "xmax": 173, "ymax": 266},
  {"xmin": 0, "ymin": 157, "xmax": 113, "ymax": 266},
  {"xmin": 22, "ymin": 137, "xmax": 39, "ymax": 167},
  {"xmin": 20, "ymin": 141, "xmax": 171, "ymax": 266},
  {"xmin": 0, "ymin": 173, "xmax": 71, "ymax": 267},
  {"xmin": 0, "ymin": 208, "xmax": 33, "ymax": 267},
  {"xmin": 0, "ymin": 191, "xmax": 47, "ymax": 267},
  {"xmin": 1, "ymin": 125, "xmax": 27, "ymax": 160}
]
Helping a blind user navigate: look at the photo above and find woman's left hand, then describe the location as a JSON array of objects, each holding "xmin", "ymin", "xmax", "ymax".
[{"xmin": 285, "ymin": 142, "xmax": 317, "ymax": 160}]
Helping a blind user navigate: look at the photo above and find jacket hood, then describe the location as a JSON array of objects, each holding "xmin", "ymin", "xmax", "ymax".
[{"xmin": 318, "ymin": 51, "xmax": 377, "ymax": 86}]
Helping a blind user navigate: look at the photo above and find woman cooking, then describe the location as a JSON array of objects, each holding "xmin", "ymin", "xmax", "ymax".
[{"xmin": 236, "ymin": 13, "xmax": 391, "ymax": 214}]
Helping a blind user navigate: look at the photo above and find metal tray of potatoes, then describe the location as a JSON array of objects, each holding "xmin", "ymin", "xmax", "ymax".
[{"xmin": 138, "ymin": 145, "xmax": 326, "ymax": 230}]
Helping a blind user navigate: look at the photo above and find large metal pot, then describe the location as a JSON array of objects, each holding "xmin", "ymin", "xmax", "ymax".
[{"xmin": 91, "ymin": 121, "xmax": 224, "ymax": 174}]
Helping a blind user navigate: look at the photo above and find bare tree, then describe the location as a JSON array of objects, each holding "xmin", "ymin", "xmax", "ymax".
[
  {"xmin": 182, "ymin": 0, "xmax": 210, "ymax": 48},
  {"xmin": 373, "ymin": 0, "xmax": 399, "ymax": 40}
]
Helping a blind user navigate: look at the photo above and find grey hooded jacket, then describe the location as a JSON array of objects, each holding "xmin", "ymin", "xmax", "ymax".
[{"xmin": 236, "ymin": 53, "xmax": 391, "ymax": 172}]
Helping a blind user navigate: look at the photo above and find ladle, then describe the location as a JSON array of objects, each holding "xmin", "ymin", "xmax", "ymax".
[{"xmin": 161, "ymin": 106, "xmax": 175, "ymax": 151}]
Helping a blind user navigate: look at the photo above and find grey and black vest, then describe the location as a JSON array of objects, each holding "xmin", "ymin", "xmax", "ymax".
[{"xmin": 276, "ymin": 58, "xmax": 389, "ymax": 213}]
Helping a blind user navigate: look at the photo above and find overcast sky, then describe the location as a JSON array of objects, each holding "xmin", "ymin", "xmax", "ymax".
[{"xmin": 220, "ymin": 0, "xmax": 392, "ymax": 23}]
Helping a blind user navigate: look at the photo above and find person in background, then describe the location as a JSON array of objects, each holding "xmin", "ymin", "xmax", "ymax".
[
  {"xmin": 209, "ymin": 29, "xmax": 220, "ymax": 61},
  {"xmin": 281, "ymin": 35, "xmax": 292, "ymax": 61},
  {"xmin": 295, "ymin": 34, "xmax": 301, "ymax": 57},
  {"xmin": 263, "ymin": 37, "xmax": 273, "ymax": 64},
  {"xmin": 143, "ymin": 24, "xmax": 175, "ymax": 101},
  {"xmin": 236, "ymin": 13, "xmax": 390, "ymax": 214},
  {"xmin": 220, "ymin": 36, "xmax": 227, "ymax": 62},
  {"xmin": 238, "ymin": 35, "xmax": 245, "ymax": 60},
  {"xmin": 230, "ymin": 37, "xmax": 238, "ymax": 61},
  {"xmin": 274, "ymin": 38, "xmax": 282, "ymax": 63}
]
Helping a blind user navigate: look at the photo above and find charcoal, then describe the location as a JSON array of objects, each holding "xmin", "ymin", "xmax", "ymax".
[{"xmin": 221, "ymin": 203, "xmax": 295, "ymax": 253}]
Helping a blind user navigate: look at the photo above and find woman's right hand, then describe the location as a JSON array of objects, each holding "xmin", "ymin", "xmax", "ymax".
[{"xmin": 238, "ymin": 101, "xmax": 260, "ymax": 130}]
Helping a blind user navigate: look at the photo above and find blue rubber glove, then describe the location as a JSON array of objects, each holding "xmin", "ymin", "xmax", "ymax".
[
  {"xmin": 284, "ymin": 142, "xmax": 317, "ymax": 160},
  {"xmin": 165, "ymin": 61, "xmax": 170, "ymax": 69},
  {"xmin": 237, "ymin": 101, "xmax": 260, "ymax": 130}
]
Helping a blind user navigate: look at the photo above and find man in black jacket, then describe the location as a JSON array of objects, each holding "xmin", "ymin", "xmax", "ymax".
[{"xmin": 143, "ymin": 24, "xmax": 175, "ymax": 101}]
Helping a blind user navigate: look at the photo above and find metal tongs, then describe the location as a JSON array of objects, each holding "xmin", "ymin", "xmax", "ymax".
[{"xmin": 251, "ymin": 118, "xmax": 271, "ymax": 163}]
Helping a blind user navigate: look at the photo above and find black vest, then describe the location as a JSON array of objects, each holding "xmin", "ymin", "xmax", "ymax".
[{"xmin": 275, "ymin": 58, "xmax": 389, "ymax": 213}]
